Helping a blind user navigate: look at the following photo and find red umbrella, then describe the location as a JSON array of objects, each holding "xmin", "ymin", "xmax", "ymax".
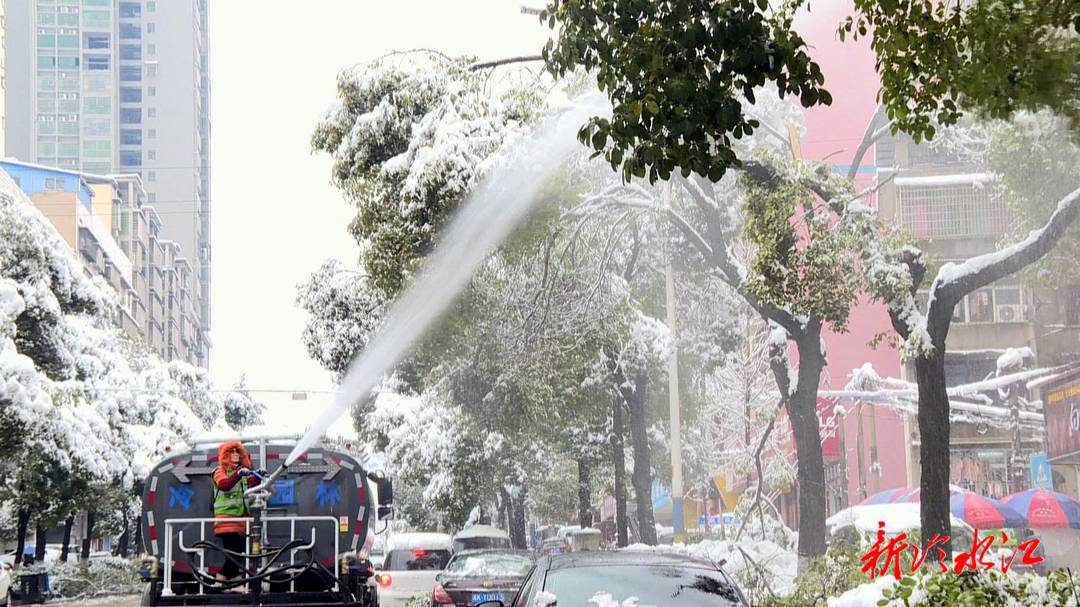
[{"xmin": 1003, "ymin": 488, "xmax": 1080, "ymax": 529}]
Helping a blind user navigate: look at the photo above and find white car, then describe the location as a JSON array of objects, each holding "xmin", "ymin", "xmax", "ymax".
[{"xmin": 375, "ymin": 533, "xmax": 453, "ymax": 607}]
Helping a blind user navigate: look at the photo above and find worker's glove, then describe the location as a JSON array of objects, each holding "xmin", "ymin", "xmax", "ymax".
[
  {"xmin": 239, "ymin": 468, "xmax": 251, "ymax": 477},
  {"xmin": 258, "ymin": 469, "xmax": 268, "ymax": 477}
]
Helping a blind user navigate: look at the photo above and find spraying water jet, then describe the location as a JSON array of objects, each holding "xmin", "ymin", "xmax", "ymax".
[{"xmin": 286, "ymin": 96, "xmax": 610, "ymax": 467}]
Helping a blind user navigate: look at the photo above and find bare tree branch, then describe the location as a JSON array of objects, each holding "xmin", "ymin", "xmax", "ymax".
[
  {"xmin": 848, "ymin": 104, "xmax": 889, "ymax": 181},
  {"xmin": 468, "ymin": 55, "xmax": 544, "ymax": 71}
]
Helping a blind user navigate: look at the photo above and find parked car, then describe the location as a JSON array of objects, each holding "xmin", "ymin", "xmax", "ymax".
[
  {"xmin": 538, "ymin": 537, "xmax": 568, "ymax": 555},
  {"xmin": 452, "ymin": 525, "xmax": 512, "ymax": 553},
  {"xmin": 369, "ymin": 545, "xmax": 387, "ymax": 570},
  {"xmin": 376, "ymin": 533, "xmax": 454, "ymax": 607},
  {"xmin": 432, "ymin": 549, "xmax": 536, "ymax": 607},
  {"xmin": 0, "ymin": 562, "xmax": 11, "ymax": 607},
  {"xmin": 510, "ymin": 551, "xmax": 749, "ymax": 607}
]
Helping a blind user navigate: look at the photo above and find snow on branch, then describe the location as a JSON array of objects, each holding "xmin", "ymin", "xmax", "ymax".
[{"xmin": 934, "ymin": 186, "xmax": 1080, "ymax": 298}]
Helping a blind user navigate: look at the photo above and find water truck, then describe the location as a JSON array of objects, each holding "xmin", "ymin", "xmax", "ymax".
[{"xmin": 137, "ymin": 434, "xmax": 393, "ymax": 606}]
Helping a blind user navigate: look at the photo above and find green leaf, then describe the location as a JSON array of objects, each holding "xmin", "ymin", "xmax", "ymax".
[{"xmin": 645, "ymin": 100, "xmax": 660, "ymax": 114}]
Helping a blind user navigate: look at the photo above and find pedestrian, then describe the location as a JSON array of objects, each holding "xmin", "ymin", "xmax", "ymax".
[{"xmin": 213, "ymin": 440, "xmax": 255, "ymax": 593}]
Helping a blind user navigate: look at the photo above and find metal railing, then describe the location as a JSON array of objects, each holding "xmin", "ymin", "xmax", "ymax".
[{"xmin": 161, "ymin": 515, "xmax": 340, "ymax": 597}]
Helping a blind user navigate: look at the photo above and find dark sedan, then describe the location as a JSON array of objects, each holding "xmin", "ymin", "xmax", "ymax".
[
  {"xmin": 432, "ymin": 549, "xmax": 537, "ymax": 607},
  {"xmin": 502, "ymin": 551, "xmax": 749, "ymax": 607}
]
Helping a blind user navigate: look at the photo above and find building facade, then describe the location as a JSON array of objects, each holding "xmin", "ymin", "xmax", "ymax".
[
  {"xmin": 1, "ymin": 159, "xmax": 205, "ymax": 366},
  {"xmin": 4, "ymin": 0, "xmax": 211, "ymax": 361}
]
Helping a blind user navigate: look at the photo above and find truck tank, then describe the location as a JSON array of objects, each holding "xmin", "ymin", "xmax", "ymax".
[{"xmin": 139, "ymin": 436, "xmax": 387, "ymax": 606}]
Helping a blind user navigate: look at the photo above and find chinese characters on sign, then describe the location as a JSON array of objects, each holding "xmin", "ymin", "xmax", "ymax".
[{"xmin": 860, "ymin": 522, "xmax": 1043, "ymax": 580}]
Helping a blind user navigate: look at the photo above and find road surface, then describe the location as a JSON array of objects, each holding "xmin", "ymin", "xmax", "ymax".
[{"xmin": 65, "ymin": 596, "xmax": 140, "ymax": 607}]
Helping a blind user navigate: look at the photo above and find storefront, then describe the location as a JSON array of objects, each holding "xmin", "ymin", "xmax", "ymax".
[{"xmin": 1033, "ymin": 366, "xmax": 1080, "ymax": 498}]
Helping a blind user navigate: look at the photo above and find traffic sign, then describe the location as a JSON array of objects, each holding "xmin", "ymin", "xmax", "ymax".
[{"xmin": 1031, "ymin": 452, "xmax": 1054, "ymax": 490}]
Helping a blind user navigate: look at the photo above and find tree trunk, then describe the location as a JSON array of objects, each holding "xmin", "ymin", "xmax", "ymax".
[
  {"xmin": 789, "ymin": 334, "xmax": 829, "ymax": 561},
  {"xmin": 627, "ymin": 372, "xmax": 657, "ymax": 546},
  {"xmin": 61, "ymin": 515, "xmax": 75, "ymax": 562},
  {"xmin": 611, "ymin": 393, "xmax": 630, "ymax": 547},
  {"xmin": 510, "ymin": 485, "xmax": 527, "ymax": 549},
  {"xmin": 15, "ymin": 508, "xmax": 29, "ymax": 568},
  {"xmin": 578, "ymin": 457, "xmax": 593, "ymax": 529},
  {"xmin": 35, "ymin": 522, "xmax": 48, "ymax": 562},
  {"xmin": 81, "ymin": 510, "xmax": 96, "ymax": 560},
  {"xmin": 133, "ymin": 513, "xmax": 143, "ymax": 557},
  {"xmin": 916, "ymin": 348, "xmax": 953, "ymax": 560},
  {"xmin": 115, "ymin": 513, "xmax": 130, "ymax": 558}
]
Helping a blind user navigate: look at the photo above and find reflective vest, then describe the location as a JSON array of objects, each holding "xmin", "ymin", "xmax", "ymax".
[{"xmin": 213, "ymin": 469, "xmax": 248, "ymax": 517}]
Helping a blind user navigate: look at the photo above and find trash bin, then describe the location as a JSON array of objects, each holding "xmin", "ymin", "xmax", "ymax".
[{"xmin": 18, "ymin": 572, "xmax": 48, "ymax": 604}]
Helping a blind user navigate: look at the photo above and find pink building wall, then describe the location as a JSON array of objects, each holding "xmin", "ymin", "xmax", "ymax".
[{"xmin": 793, "ymin": 3, "xmax": 911, "ymax": 504}]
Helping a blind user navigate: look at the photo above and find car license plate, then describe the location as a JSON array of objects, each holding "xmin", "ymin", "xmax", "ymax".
[{"xmin": 472, "ymin": 592, "xmax": 507, "ymax": 604}]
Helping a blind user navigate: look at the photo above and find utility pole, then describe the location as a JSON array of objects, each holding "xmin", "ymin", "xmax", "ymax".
[
  {"xmin": 856, "ymin": 399, "xmax": 868, "ymax": 501},
  {"xmin": 869, "ymin": 400, "xmax": 881, "ymax": 493},
  {"xmin": 837, "ymin": 406, "xmax": 849, "ymax": 509},
  {"xmin": 665, "ymin": 180, "xmax": 685, "ymax": 543}
]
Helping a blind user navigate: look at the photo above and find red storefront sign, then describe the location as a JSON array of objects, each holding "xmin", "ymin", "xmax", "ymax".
[{"xmin": 1046, "ymin": 376, "xmax": 1080, "ymax": 460}]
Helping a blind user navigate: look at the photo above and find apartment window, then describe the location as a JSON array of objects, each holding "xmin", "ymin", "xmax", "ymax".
[
  {"xmin": 147, "ymin": 1, "xmax": 156, "ymax": 11},
  {"xmin": 85, "ymin": 33, "xmax": 109, "ymax": 49},
  {"xmin": 147, "ymin": 86, "xmax": 156, "ymax": 96},
  {"xmin": 82, "ymin": 0, "xmax": 111, "ymax": 5},
  {"xmin": 148, "ymin": 128, "xmax": 156, "ymax": 138},
  {"xmin": 58, "ymin": 98, "xmax": 78, "ymax": 112},
  {"xmin": 37, "ymin": 122, "xmax": 57, "ymax": 135},
  {"xmin": 81, "ymin": 9, "xmax": 108, "ymax": 27},
  {"xmin": 148, "ymin": 170, "xmax": 156, "ymax": 181},
  {"xmin": 83, "ymin": 117, "xmax": 110, "ymax": 136},
  {"xmin": 897, "ymin": 179, "xmax": 1008, "ymax": 240},
  {"xmin": 44, "ymin": 177, "xmax": 65, "ymax": 191},
  {"xmin": 57, "ymin": 56, "xmax": 78, "ymax": 69},
  {"xmin": 148, "ymin": 193, "xmax": 156, "ymax": 202},
  {"xmin": 39, "ymin": 99, "xmax": 57, "ymax": 112},
  {"xmin": 83, "ymin": 162, "xmax": 112, "ymax": 174},
  {"xmin": 120, "ymin": 23, "xmax": 141, "ymax": 39},
  {"xmin": 145, "ymin": 62, "xmax": 158, "ymax": 77},
  {"xmin": 38, "ymin": 55, "xmax": 57, "ymax": 69},
  {"xmin": 38, "ymin": 12, "xmax": 56, "ymax": 26},
  {"xmin": 120, "ymin": 44, "xmax": 141, "ymax": 61},
  {"xmin": 83, "ymin": 96, "xmax": 110, "ymax": 114},
  {"xmin": 57, "ymin": 34, "xmax": 79, "ymax": 48},
  {"xmin": 120, "ymin": 87, "xmax": 141, "ymax": 102},
  {"xmin": 968, "ymin": 289, "xmax": 994, "ymax": 323},
  {"xmin": 148, "ymin": 150, "xmax": 156, "ymax": 160},
  {"xmin": 147, "ymin": 44, "xmax": 156, "ymax": 55},
  {"xmin": 146, "ymin": 23, "xmax": 155, "ymax": 33},
  {"xmin": 38, "ymin": 142, "xmax": 57, "ymax": 157},
  {"xmin": 121, "ymin": 150, "xmax": 142, "ymax": 166},
  {"xmin": 83, "ymin": 140, "xmax": 110, "ymax": 158},
  {"xmin": 120, "ymin": 65, "xmax": 141, "ymax": 81},
  {"xmin": 147, "ymin": 107, "xmax": 156, "ymax": 118},
  {"xmin": 58, "ymin": 77, "xmax": 80, "ymax": 92},
  {"xmin": 84, "ymin": 54, "xmax": 109, "ymax": 71},
  {"xmin": 119, "ymin": 1, "xmax": 140, "ymax": 17},
  {"xmin": 37, "ymin": 34, "xmax": 56, "ymax": 48},
  {"xmin": 120, "ymin": 107, "xmax": 142, "ymax": 124},
  {"xmin": 121, "ymin": 129, "xmax": 142, "ymax": 145}
]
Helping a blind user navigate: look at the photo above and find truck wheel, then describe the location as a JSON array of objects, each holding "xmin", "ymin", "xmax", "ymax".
[{"xmin": 140, "ymin": 582, "xmax": 155, "ymax": 606}]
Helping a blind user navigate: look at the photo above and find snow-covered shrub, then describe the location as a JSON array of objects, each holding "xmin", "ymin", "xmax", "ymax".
[
  {"xmin": 21, "ymin": 557, "xmax": 141, "ymax": 599},
  {"xmin": 756, "ymin": 540, "xmax": 867, "ymax": 607},
  {"xmin": 868, "ymin": 568, "xmax": 1080, "ymax": 607}
]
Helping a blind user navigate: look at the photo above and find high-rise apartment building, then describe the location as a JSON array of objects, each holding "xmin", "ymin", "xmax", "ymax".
[
  {"xmin": 1, "ymin": 0, "xmax": 7, "ymax": 157},
  {"xmin": 5, "ymin": 0, "xmax": 211, "ymax": 363}
]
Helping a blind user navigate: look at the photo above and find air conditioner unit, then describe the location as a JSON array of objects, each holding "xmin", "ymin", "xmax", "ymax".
[{"xmin": 996, "ymin": 304, "xmax": 1023, "ymax": 323}]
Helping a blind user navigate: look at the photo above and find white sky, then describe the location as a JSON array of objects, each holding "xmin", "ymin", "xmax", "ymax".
[{"xmin": 208, "ymin": 1, "xmax": 554, "ymax": 437}]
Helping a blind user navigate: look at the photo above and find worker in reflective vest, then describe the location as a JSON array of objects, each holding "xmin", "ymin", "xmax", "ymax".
[{"xmin": 213, "ymin": 441, "xmax": 254, "ymax": 592}]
